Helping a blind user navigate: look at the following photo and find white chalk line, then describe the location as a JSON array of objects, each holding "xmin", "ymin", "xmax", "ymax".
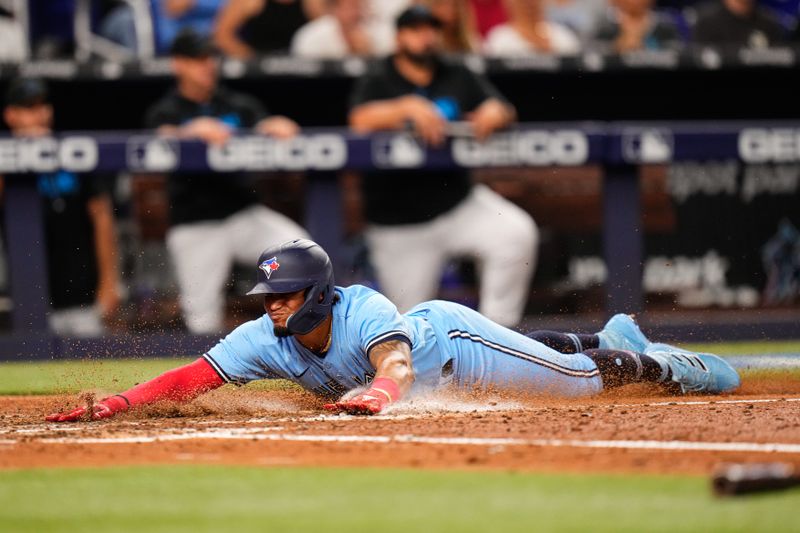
[
  {"xmin": 4, "ymin": 396, "xmax": 799, "ymax": 436},
  {"xmin": 611, "ymin": 397, "xmax": 800, "ymax": 408},
  {"xmin": 25, "ymin": 431, "xmax": 800, "ymax": 454}
]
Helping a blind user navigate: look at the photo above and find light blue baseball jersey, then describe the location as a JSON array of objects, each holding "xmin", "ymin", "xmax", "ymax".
[
  {"xmin": 406, "ymin": 300, "xmax": 603, "ymax": 398},
  {"xmin": 204, "ymin": 285, "xmax": 603, "ymax": 399},
  {"xmin": 204, "ymin": 285, "xmax": 448, "ymax": 397}
]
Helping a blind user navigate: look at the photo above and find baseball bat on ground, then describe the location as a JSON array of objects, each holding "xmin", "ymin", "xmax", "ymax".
[{"xmin": 712, "ymin": 463, "xmax": 800, "ymax": 496}]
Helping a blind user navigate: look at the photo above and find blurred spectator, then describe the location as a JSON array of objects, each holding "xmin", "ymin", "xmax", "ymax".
[
  {"xmin": 0, "ymin": 7, "xmax": 26, "ymax": 62},
  {"xmin": 155, "ymin": 0, "xmax": 226, "ymax": 54},
  {"xmin": 368, "ymin": 0, "xmax": 412, "ymax": 25},
  {"xmin": 349, "ymin": 6, "xmax": 538, "ymax": 327},
  {"xmin": 213, "ymin": 0, "xmax": 326, "ymax": 58},
  {"xmin": 592, "ymin": 0, "xmax": 682, "ymax": 52},
  {"xmin": 99, "ymin": 1, "xmax": 139, "ymax": 52},
  {"xmin": 469, "ymin": 0, "xmax": 508, "ymax": 39},
  {"xmin": 420, "ymin": 0, "xmax": 480, "ymax": 53},
  {"xmin": 29, "ymin": 0, "xmax": 76, "ymax": 59},
  {"xmin": 2, "ymin": 78, "xmax": 121, "ymax": 337},
  {"xmin": 145, "ymin": 30, "xmax": 308, "ymax": 333},
  {"xmin": 546, "ymin": 0, "xmax": 609, "ymax": 38},
  {"xmin": 762, "ymin": 218, "xmax": 800, "ymax": 305},
  {"xmin": 483, "ymin": 0, "xmax": 582, "ymax": 55},
  {"xmin": 291, "ymin": 0, "xmax": 395, "ymax": 58},
  {"xmin": 692, "ymin": 0, "xmax": 788, "ymax": 47},
  {"xmin": 759, "ymin": 0, "xmax": 800, "ymax": 27}
]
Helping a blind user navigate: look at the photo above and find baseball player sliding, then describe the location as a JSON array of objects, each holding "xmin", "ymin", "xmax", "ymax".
[{"xmin": 48, "ymin": 239, "xmax": 740, "ymax": 421}]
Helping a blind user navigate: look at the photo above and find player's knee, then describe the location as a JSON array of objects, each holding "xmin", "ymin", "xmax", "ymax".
[{"xmin": 507, "ymin": 213, "xmax": 539, "ymax": 261}]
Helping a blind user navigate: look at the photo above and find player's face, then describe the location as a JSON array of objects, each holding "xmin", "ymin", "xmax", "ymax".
[
  {"xmin": 724, "ymin": 0, "xmax": 755, "ymax": 14},
  {"xmin": 507, "ymin": 0, "xmax": 543, "ymax": 19},
  {"xmin": 263, "ymin": 289, "xmax": 306, "ymax": 336},
  {"xmin": 613, "ymin": 0, "xmax": 652, "ymax": 16},
  {"xmin": 427, "ymin": 0, "xmax": 459, "ymax": 28},
  {"xmin": 334, "ymin": 0, "xmax": 366, "ymax": 27},
  {"xmin": 396, "ymin": 25, "xmax": 442, "ymax": 65},
  {"xmin": 172, "ymin": 55, "xmax": 218, "ymax": 93},
  {"xmin": 3, "ymin": 103, "xmax": 53, "ymax": 134}
]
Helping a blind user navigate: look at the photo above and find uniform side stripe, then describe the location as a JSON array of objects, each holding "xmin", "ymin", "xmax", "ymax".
[
  {"xmin": 447, "ymin": 330, "xmax": 600, "ymax": 379},
  {"xmin": 366, "ymin": 330, "xmax": 412, "ymax": 353},
  {"xmin": 674, "ymin": 353, "xmax": 708, "ymax": 372},
  {"xmin": 694, "ymin": 357, "xmax": 708, "ymax": 372},
  {"xmin": 202, "ymin": 353, "xmax": 233, "ymax": 383}
]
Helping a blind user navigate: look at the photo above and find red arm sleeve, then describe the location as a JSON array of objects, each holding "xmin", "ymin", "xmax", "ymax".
[{"xmin": 104, "ymin": 357, "xmax": 226, "ymax": 412}]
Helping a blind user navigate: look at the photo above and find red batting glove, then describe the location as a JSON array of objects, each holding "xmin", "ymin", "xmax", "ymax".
[
  {"xmin": 46, "ymin": 395, "xmax": 129, "ymax": 423},
  {"xmin": 324, "ymin": 377, "xmax": 401, "ymax": 416}
]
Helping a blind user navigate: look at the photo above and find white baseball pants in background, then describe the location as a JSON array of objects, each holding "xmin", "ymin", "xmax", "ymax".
[
  {"xmin": 167, "ymin": 205, "xmax": 309, "ymax": 334},
  {"xmin": 366, "ymin": 185, "xmax": 539, "ymax": 327}
]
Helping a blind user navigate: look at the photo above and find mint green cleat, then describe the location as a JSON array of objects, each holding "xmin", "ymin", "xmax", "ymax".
[
  {"xmin": 644, "ymin": 343, "xmax": 741, "ymax": 394},
  {"xmin": 597, "ymin": 314, "xmax": 650, "ymax": 353}
]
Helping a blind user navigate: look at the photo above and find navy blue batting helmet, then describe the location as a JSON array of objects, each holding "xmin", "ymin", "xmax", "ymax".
[{"xmin": 247, "ymin": 239, "xmax": 335, "ymax": 334}]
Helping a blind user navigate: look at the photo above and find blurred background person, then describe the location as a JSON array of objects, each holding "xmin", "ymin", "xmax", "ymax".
[
  {"xmin": 420, "ymin": 0, "xmax": 481, "ymax": 53},
  {"xmin": 483, "ymin": 0, "xmax": 582, "ymax": 55},
  {"xmin": 468, "ymin": 0, "xmax": 509, "ymax": 40},
  {"xmin": 145, "ymin": 30, "xmax": 308, "ymax": 333},
  {"xmin": 546, "ymin": 0, "xmax": 609, "ymax": 39},
  {"xmin": 0, "ymin": 5, "xmax": 26, "ymax": 62},
  {"xmin": 368, "ymin": 0, "xmax": 412, "ymax": 26},
  {"xmin": 291, "ymin": 0, "xmax": 395, "ymax": 58},
  {"xmin": 154, "ymin": 0, "xmax": 226, "ymax": 54},
  {"xmin": 2, "ymin": 78, "xmax": 121, "ymax": 337},
  {"xmin": 214, "ymin": 0, "xmax": 326, "ymax": 58},
  {"xmin": 349, "ymin": 6, "xmax": 538, "ymax": 327},
  {"xmin": 591, "ymin": 0, "xmax": 682, "ymax": 52},
  {"xmin": 692, "ymin": 0, "xmax": 788, "ymax": 48},
  {"xmin": 28, "ymin": 0, "xmax": 76, "ymax": 59}
]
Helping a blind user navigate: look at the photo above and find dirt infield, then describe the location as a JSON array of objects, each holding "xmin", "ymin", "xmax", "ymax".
[{"xmin": 2, "ymin": 376, "xmax": 800, "ymax": 475}]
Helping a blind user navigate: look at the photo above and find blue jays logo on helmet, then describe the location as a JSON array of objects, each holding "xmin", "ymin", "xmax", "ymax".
[
  {"xmin": 248, "ymin": 239, "xmax": 335, "ymax": 335},
  {"xmin": 258, "ymin": 257, "xmax": 280, "ymax": 279}
]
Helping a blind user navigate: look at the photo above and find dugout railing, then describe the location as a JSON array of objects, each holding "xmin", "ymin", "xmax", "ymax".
[{"xmin": 1, "ymin": 121, "xmax": 798, "ymax": 359}]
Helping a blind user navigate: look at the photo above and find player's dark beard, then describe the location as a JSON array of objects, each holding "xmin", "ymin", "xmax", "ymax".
[
  {"xmin": 400, "ymin": 47, "xmax": 437, "ymax": 68},
  {"xmin": 273, "ymin": 325, "xmax": 292, "ymax": 337}
]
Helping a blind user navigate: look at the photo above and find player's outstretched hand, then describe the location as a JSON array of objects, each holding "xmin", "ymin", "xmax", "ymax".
[
  {"xmin": 46, "ymin": 396, "xmax": 127, "ymax": 423},
  {"xmin": 324, "ymin": 391, "xmax": 389, "ymax": 415}
]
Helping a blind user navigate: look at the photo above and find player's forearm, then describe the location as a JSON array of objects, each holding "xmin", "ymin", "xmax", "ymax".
[
  {"xmin": 369, "ymin": 340, "xmax": 415, "ymax": 398},
  {"xmin": 349, "ymin": 98, "xmax": 417, "ymax": 133},
  {"xmin": 88, "ymin": 195, "xmax": 120, "ymax": 289},
  {"xmin": 374, "ymin": 352, "xmax": 415, "ymax": 398},
  {"xmin": 164, "ymin": 0, "xmax": 196, "ymax": 17},
  {"xmin": 216, "ymin": 35, "xmax": 254, "ymax": 59},
  {"xmin": 324, "ymin": 341, "xmax": 414, "ymax": 414},
  {"xmin": 213, "ymin": 16, "xmax": 254, "ymax": 58},
  {"xmin": 47, "ymin": 358, "xmax": 227, "ymax": 422},
  {"xmin": 114, "ymin": 358, "xmax": 225, "ymax": 410},
  {"xmin": 302, "ymin": 0, "xmax": 327, "ymax": 19},
  {"xmin": 476, "ymin": 98, "xmax": 517, "ymax": 129}
]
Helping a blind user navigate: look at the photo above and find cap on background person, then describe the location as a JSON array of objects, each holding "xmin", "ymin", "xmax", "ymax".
[
  {"xmin": 5, "ymin": 77, "xmax": 49, "ymax": 108},
  {"xmin": 396, "ymin": 5, "xmax": 444, "ymax": 29},
  {"xmin": 169, "ymin": 28, "xmax": 218, "ymax": 58}
]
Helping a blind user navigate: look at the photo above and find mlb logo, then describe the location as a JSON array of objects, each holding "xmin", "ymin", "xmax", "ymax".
[
  {"xmin": 259, "ymin": 257, "xmax": 280, "ymax": 279},
  {"xmin": 372, "ymin": 133, "xmax": 426, "ymax": 168},
  {"xmin": 622, "ymin": 128, "xmax": 674, "ymax": 164},
  {"xmin": 127, "ymin": 137, "xmax": 179, "ymax": 172}
]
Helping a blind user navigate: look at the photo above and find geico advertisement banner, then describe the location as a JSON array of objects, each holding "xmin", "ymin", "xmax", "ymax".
[
  {"xmin": 452, "ymin": 130, "xmax": 590, "ymax": 167},
  {"xmin": 207, "ymin": 135, "xmax": 348, "ymax": 171},
  {"xmin": 0, "ymin": 137, "xmax": 98, "ymax": 172},
  {"xmin": 739, "ymin": 129, "xmax": 800, "ymax": 163}
]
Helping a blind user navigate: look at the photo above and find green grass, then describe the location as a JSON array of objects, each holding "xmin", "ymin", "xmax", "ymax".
[
  {"xmin": 683, "ymin": 340, "xmax": 800, "ymax": 356},
  {"xmin": 0, "ymin": 357, "xmax": 302, "ymax": 395},
  {"xmin": 0, "ymin": 340, "xmax": 798, "ymax": 396},
  {"xmin": 0, "ymin": 466, "xmax": 798, "ymax": 533},
  {"xmin": 0, "ymin": 358, "xmax": 194, "ymax": 395}
]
